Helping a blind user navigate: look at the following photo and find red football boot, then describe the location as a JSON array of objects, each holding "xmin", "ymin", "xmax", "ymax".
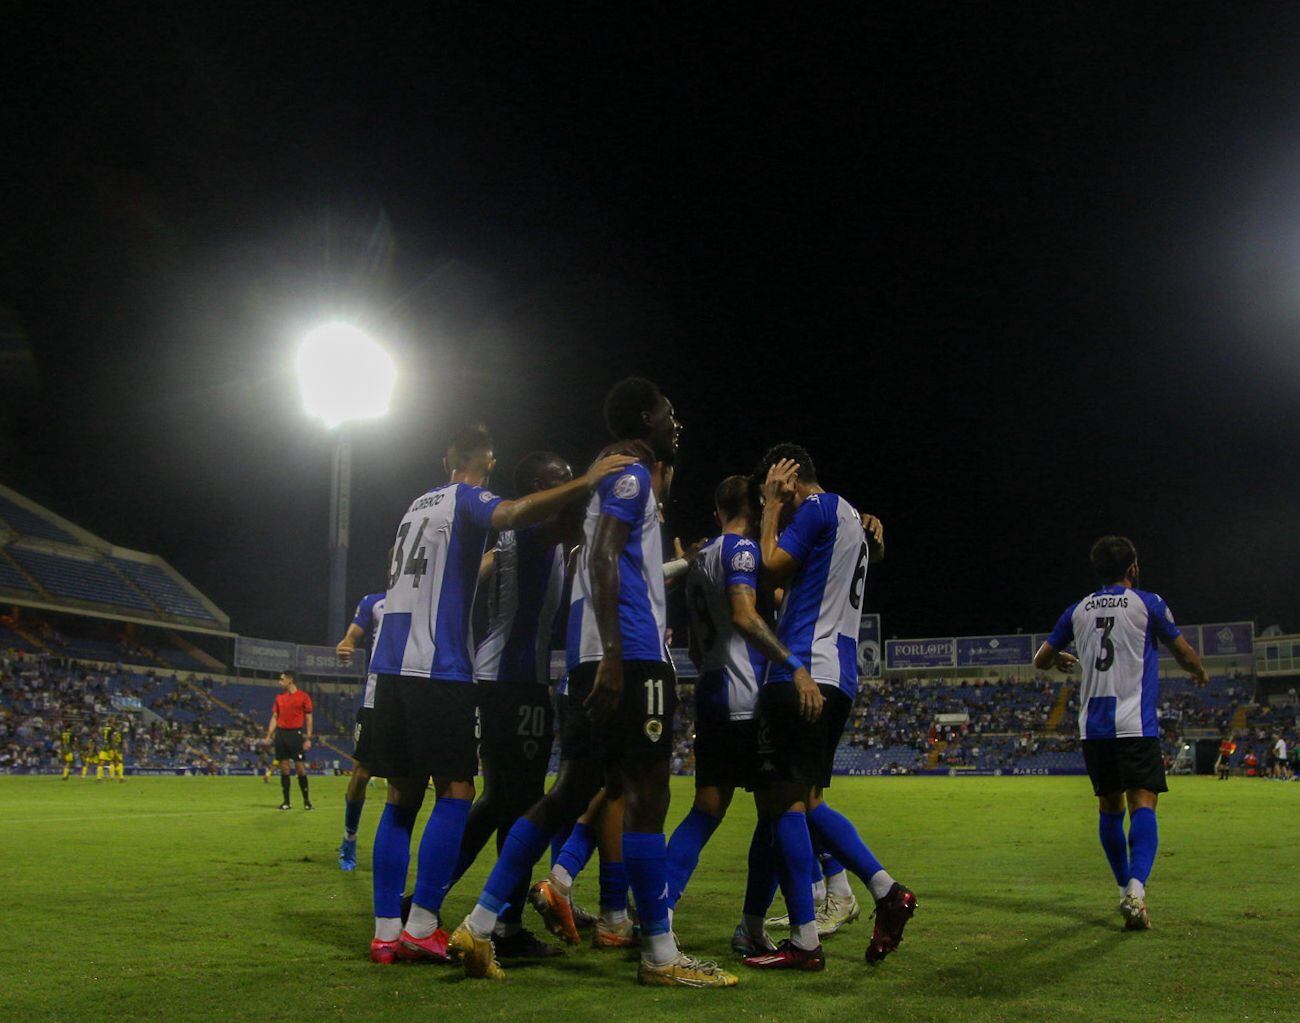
[
  {"xmin": 369, "ymin": 938, "xmax": 401, "ymax": 964},
  {"xmin": 865, "ymin": 883, "xmax": 917, "ymax": 965},
  {"xmin": 742, "ymin": 938, "xmax": 826, "ymax": 971},
  {"xmin": 396, "ymin": 928, "xmax": 452, "ymax": 963}
]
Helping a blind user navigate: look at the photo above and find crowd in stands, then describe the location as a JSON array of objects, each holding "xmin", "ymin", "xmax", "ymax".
[
  {"xmin": 0, "ymin": 649, "xmax": 351, "ymax": 774},
  {"xmin": 3, "ymin": 639, "xmax": 1292, "ymax": 779}
]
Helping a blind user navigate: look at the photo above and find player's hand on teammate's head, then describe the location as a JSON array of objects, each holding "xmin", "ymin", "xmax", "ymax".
[
  {"xmin": 584, "ymin": 453, "xmax": 637, "ymax": 486},
  {"xmin": 762, "ymin": 458, "xmax": 800, "ymax": 505}
]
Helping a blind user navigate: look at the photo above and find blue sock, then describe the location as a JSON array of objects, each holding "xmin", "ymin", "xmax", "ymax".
[
  {"xmin": 599, "ymin": 860, "xmax": 629, "ymax": 912},
  {"xmin": 551, "ymin": 820, "xmax": 574, "ymax": 868},
  {"xmin": 344, "ymin": 798, "xmax": 364, "ymax": 839},
  {"xmin": 411, "ymin": 797, "xmax": 471, "ymax": 914},
  {"xmin": 372, "ymin": 803, "xmax": 418, "ymax": 918},
  {"xmin": 742, "ymin": 818, "xmax": 779, "ymax": 918},
  {"xmin": 555, "ymin": 821, "xmax": 597, "ymax": 882},
  {"xmin": 665, "ymin": 808, "xmax": 722, "ymax": 907},
  {"xmin": 479, "ymin": 818, "xmax": 550, "ymax": 914},
  {"xmin": 821, "ymin": 853, "xmax": 846, "ymax": 881},
  {"xmin": 808, "ymin": 802, "xmax": 885, "ymax": 885},
  {"xmin": 774, "ymin": 812, "xmax": 817, "ymax": 927},
  {"xmin": 623, "ymin": 832, "xmax": 670, "ymax": 936},
  {"xmin": 1098, "ymin": 811, "xmax": 1129, "ymax": 886},
  {"xmin": 501, "ymin": 874, "xmax": 528, "ymax": 925},
  {"xmin": 1127, "ymin": 807, "xmax": 1158, "ymax": 885}
]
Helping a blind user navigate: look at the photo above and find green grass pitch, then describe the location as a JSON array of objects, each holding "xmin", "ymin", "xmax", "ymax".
[{"xmin": 4, "ymin": 774, "xmax": 1296, "ymax": 1022}]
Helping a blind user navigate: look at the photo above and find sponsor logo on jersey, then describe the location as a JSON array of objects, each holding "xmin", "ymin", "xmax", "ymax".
[
  {"xmin": 613, "ymin": 473, "xmax": 640, "ymax": 500},
  {"xmin": 730, "ymin": 550, "xmax": 756, "ymax": 573}
]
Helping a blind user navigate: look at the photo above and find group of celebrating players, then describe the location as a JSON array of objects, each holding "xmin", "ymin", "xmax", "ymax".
[
  {"xmin": 319, "ymin": 373, "xmax": 1210, "ymax": 987},
  {"xmin": 58, "ymin": 718, "xmax": 126, "ymax": 781}
]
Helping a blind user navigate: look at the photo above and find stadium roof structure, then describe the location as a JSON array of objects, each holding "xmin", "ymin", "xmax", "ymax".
[{"xmin": 0, "ymin": 483, "xmax": 230, "ymax": 636}]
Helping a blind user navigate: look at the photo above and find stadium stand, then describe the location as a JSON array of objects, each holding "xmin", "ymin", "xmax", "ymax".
[{"xmin": 0, "ymin": 484, "xmax": 228, "ymax": 633}]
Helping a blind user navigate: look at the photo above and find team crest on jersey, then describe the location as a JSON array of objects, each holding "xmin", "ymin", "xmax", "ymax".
[
  {"xmin": 730, "ymin": 550, "xmax": 756, "ymax": 573},
  {"xmin": 479, "ymin": 490, "xmax": 497, "ymax": 503},
  {"xmin": 613, "ymin": 473, "xmax": 640, "ymax": 500},
  {"xmin": 644, "ymin": 718, "xmax": 663, "ymax": 742}
]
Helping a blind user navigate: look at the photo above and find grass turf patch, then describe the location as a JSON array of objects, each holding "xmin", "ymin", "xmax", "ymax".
[{"xmin": 2, "ymin": 774, "xmax": 1296, "ymax": 1022}]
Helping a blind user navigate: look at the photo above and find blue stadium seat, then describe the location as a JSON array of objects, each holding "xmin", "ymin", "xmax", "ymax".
[
  {"xmin": 7, "ymin": 548, "xmax": 154, "ymax": 612},
  {"xmin": 108, "ymin": 558, "xmax": 216, "ymax": 621},
  {"xmin": 0, "ymin": 495, "xmax": 76, "ymax": 543},
  {"xmin": 0, "ymin": 552, "xmax": 36, "ymax": 593}
]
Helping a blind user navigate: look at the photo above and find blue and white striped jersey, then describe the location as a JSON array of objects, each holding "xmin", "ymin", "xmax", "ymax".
[
  {"xmin": 350, "ymin": 591, "xmax": 386, "ymax": 709},
  {"xmin": 766, "ymin": 492, "xmax": 868, "ymax": 698},
  {"xmin": 566, "ymin": 461, "xmax": 667, "ymax": 667},
  {"xmin": 370, "ymin": 482, "xmax": 502, "ymax": 681},
  {"xmin": 475, "ymin": 527, "xmax": 565, "ymax": 686},
  {"xmin": 1046, "ymin": 585, "xmax": 1181, "ymax": 740},
  {"xmin": 684, "ymin": 534, "xmax": 766, "ymax": 721}
]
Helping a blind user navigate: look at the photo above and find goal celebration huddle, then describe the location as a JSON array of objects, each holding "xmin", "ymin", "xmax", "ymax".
[{"xmin": 330, "ymin": 375, "xmax": 1208, "ymax": 988}]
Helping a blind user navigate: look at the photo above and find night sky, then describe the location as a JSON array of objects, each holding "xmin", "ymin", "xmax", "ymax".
[{"xmin": 4, "ymin": 6, "xmax": 1299, "ymax": 645}]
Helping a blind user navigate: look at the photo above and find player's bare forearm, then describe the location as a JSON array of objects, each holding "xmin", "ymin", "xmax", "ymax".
[
  {"xmin": 304, "ymin": 714, "xmax": 313, "ymax": 742},
  {"xmin": 491, "ymin": 454, "xmax": 634, "ymax": 531},
  {"xmin": 1032, "ymin": 642, "xmax": 1055, "ymax": 671},
  {"xmin": 862, "ymin": 513, "xmax": 885, "ymax": 563},
  {"xmin": 1170, "ymin": 637, "xmax": 1209, "ymax": 684},
  {"xmin": 728, "ymin": 586, "xmax": 793, "ymax": 665}
]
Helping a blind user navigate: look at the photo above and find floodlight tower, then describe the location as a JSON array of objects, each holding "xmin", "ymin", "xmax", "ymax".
[{"xmin": 297, "ymin": 323, "xmax": 396, "ymax": 644}]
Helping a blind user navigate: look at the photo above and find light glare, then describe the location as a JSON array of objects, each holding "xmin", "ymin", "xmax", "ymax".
[{"xmin": 297, "ymin": 323, "xmax": 396, "ymax": 428}]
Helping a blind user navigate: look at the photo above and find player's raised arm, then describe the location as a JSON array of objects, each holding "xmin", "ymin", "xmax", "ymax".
[
  {"xmin": 489, "ymin": 453, "xmax": 634, "ymax": 532},
  {"xmin": 758, "ymin": 458, "xmax": 802, "ymax": 586}
]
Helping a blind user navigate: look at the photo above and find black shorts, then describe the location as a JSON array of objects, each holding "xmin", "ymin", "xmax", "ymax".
[
  {"xmin": 477, "ymin": 682, "xmax": 555, "ymax": 772},
  {"xmin": 694, "ymin": 716, "xmax": 758, "ymax": 790},
  {"xmin": 352, "ymin": 707, "xmax": 376, "ymax": 769},
  {"xmin": 562, "ymin": 660, "xmax": 677, "ymax": 767},
  {"xmin": 753, "ymin": 682, "xmax": 852, "ymax": 790},
  {"xmin": 1082, "ymin": 737, "xmax": 1168, "ymax": 796},
  {"xmin": 273, "ymin": 728, "xmax": 305, "ymax": 762},
  {"xmin": 369, "ymin": 674, "xmax": 479, "ymax": 780}
]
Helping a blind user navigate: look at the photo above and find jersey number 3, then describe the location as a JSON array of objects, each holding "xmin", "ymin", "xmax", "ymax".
[{"xmin": 1094, "ymin": 617, "xmax": 1115, "ymax": 672}]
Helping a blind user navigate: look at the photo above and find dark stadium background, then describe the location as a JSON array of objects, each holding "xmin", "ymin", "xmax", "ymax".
[{"xmin": 3, "ymin": 6, "xmax": 1298, "ymax": 645}]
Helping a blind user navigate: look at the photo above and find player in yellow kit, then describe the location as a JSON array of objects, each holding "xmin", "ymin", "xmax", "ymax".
[
  {"xmin": 81, "ymin": 736, "xmax": 99, "ymax": 779},
  {"xmin": 60, "ymin": 725, "xmax": 76, "ymax": 780},
  {"xmin": 108, "ymin": 724, "xmax": 126, "ymax": 780}
]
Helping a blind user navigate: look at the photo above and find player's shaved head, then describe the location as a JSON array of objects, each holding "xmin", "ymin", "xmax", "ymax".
[
  {"xmin": 1090, "ymin": 535, "xmax": 1138, "ymax": 584},
  {"xmin": 714, "ymin": 474, "xmax": 752, "ymax": 522},
  {"xmin": 514, "ymin": 450, "xmax": 571, "ymax": 495},
  {"xmin": 446, "ymin": 422, "xmax": 494, "ymax": 470}
]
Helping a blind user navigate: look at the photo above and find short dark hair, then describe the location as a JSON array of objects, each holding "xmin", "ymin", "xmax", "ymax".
[
  {"xmin": 1090, "ymin": 535, "xmax": 1137, "ymax": 584},
  {"xmin": 603, "ymin": 377, "xmax": 663, "ymax": 441},
  {"xmin": 513, "ymin": 450, "xmax": 565, "ymax": 495},
  {"xmin": 280, "ymin": 669, "xmax": 298, "ymax": 682},
  {"xmin": 447, "ymin": 422, "xmax": 494, "ymax": 469},
  {"xmin": 714, "ymin": 474, "xmax": 752, "ymax": 522},
  {"xmin": 753, "ymin": 442, "xmax": 818, "ymax": 487}
]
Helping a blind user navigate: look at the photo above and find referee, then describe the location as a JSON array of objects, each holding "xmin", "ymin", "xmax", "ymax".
[{"xmin": 264, "ymin": 671, "xmax": 314, "ymax": 810}]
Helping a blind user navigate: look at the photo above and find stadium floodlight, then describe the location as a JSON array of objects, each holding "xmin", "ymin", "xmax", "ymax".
[
  {"xmin": 296, "ymin": 322, "xmax": 396, "ymax": 644},
  {"xmin": 296, "ymin": 322, "xmax": 396, "ymax": 428}
]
